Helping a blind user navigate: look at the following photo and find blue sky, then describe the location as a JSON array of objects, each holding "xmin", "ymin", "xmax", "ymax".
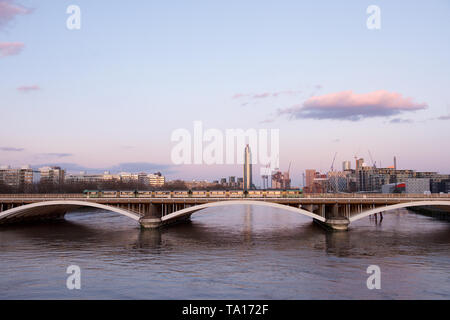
[{"xmin": 1, "ymin": 0, "xmax": 450, "ymax": 186}]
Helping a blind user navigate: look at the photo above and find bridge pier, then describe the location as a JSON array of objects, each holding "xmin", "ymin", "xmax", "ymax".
[
  {"xmin": 139, "ymin": 204, "xmax": 163, "ymax": 229},
  {"xmin": 312, "ymin": 204, "xmax": 350, "ymax": 231},
  {"xmin": 314, "ymin": 218, "xmax": 350, "ymax": 231}
]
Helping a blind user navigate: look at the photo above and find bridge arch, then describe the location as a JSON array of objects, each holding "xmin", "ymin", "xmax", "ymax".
[
  {"xmin": 350, "ymin": 201, "xmax": 450, "ymax": 223},
  {"xmin": 161, "ymin": 200, "xmax": 326, "ymax": 223},
  {"xmin": 0, "ymin": 200, "xmax": 140, "ymax": 224}
]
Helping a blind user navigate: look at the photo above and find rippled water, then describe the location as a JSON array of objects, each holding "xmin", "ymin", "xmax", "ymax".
[{"xmin": 0, "ymin": 205, "xmax": 449, "ymax": 299}]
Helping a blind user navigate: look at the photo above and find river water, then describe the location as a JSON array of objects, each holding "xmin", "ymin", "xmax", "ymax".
[{"xmin": 0, "ymin": 205, "xmax": 449, "ymax": 299}]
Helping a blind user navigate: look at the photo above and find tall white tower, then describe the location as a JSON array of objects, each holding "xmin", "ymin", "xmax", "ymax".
[{"xmin": 243, "ymin": 144, "xmax": 252, "ymax": 191}]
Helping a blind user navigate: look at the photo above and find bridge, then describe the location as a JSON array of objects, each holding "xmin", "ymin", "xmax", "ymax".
[{"xmin": 1, "ymin": 193, "xmax": 449, "ymax": 230}]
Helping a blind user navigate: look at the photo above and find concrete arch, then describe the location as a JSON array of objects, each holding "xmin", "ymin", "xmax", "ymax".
[
  {"xmin": 162, "ymin": 200, "xmax": 326, "ymax": 223},
  {"xmin": 350, "ymin": 201, "xmax": 450, "ymax": 222},
  {"xmin": 0, "ymin": 200, "xmax": 140, "ymax": 224}
]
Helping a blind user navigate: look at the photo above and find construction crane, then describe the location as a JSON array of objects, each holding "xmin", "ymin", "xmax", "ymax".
[
  {"xmin": 329, "ymin": 152, "xmax": 338, "ymax": 193},
  {"xmin": 330, "ymin": 152, "xmax": 337, "ymax": 172},
  {"xmin": 368, "ymin": 150, "xmax": 376, "ymax": 168}
]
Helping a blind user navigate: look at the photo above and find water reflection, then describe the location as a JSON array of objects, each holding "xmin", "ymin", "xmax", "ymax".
[{"xmin": 0, "ymin": 205, "xmax": 449, "ymax": 299}]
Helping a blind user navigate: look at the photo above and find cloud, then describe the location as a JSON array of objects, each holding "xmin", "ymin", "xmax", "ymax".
[
  {"xmin": 109, "ymin": 162, "xmax": 174, "ymax": 173},
  {"xmin": 0, "ymin": 42, "xmax": 24, "ymax": 57},
  {"xmin": 253, "ymin": 92, "xmax": 271, "ymax": 99},
  {"xmin": 389, "ymin": 118, "xmax": 413, "ymax": 124},
  {"xmin": 233, "ymin": 90, "xmax": 302, "ymax": 100},
  {"xmin": 259, "ymin": 118, "xmax": 275, "ymax": 124},
  {"xmin": 0, "ymin": 146, "xmax": 24, "ymax": 151},
  {"xmin": 39, "ymin": 153, "xmax": 73, "ymax": 158},
  {"xmin": 0, "ymin": 0, "xmax": 32, "ymax": 29},
  {"xmin": 436, "ymin": 114, "xmax": 450, "ymax": 120},
  {"xmin": 17, "ymin": 85, "xmax": 40, "ymax": 92},
  {"xmin": 272, "ymin": 90, "xmax": 302, "ymax": 97},
  {"xmin": 232, "ymin": 93, "xmax": 249, "ymax": 99},
  {"xmin": 31, "ymin": 162, "xmax": 177, "ymax": 175},
  {"xmin": 278, "ymin": 90, "xmax": 427, "ymax": 121}
]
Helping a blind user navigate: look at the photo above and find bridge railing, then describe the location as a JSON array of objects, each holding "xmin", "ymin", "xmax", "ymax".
[
  {"xmin": 302, "ymin": 193, "xmax": 450, "ymax": 199},
  {"xmin": 0, "ymin": 193, "xmax": 449, "ymax": 199},
  {"xmin": 0, "ymin": 194, "xmax": 85, "ymax": 199}
]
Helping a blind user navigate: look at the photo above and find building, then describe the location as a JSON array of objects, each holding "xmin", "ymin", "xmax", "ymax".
[
  {"xmin": 243, "ymin": 144, "xmax": 252, "ymax": 191},
  {"xmin": 328, "ymin": 171, "xmax": 353, "ymax": 193},
  {"xmin": 228, "ymin": 176, "xmax": 236, "ymax": 188},
  {"xmin": 65, "ymin": 172, "xmax": 105, "ymax": 184},
  {"xmin": 39, "ymin": 166, "xmax": 65, "ymax": 185},
  {"xmin": 146, "ymin": 172, "xmax": 165, "ymax": 187},
  {"xmin": 305, "ymin": 169, "xmax": 316, "ymax": 189},
  {"xmin": 237, "ymin": 177, "xmax": 244, "ymax": 189},
  {"xmin": 342, "ymin": 161, "xmax": 351, "ymax": 171},
  {"xmin": 355, "ymin": 158, "xmax": 364, "ymax": 171},
  {"xmin": 0, "ymin": 165, "xmax": 35, "ymax": 188},
  {"xmin": 405, "ymin": 178, "xmax": 430, "ymax": 194},
  {"xmin": 64, "ymin": 171, "xmax": 165, "ymax": 187},
  {"xmin": 271, "ymin": 170, "xmax": 291, "ymax": 189},
  {"xmin": 303, "ymin": 171, "xmax": 328, "ymax": 193},
  {"xmin": 119, "ymin": 172, "xmax": 139, "ymax": 183}
]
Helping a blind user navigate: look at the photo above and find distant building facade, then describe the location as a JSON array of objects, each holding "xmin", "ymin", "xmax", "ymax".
[
  {"xmin": 39, "ymin": 166, "xmax": 65, "ymax": 185},
  {"xmin": 405, "ymin": 178, "xmax": 430, "ymax": 194},
  {"xmin": 243, "ymin": 144, "xmax": 252, "ymax": 191}
]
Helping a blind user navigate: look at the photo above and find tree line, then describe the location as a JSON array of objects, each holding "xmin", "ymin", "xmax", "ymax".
[{"xmin": 0, "ymin": 180, "xmax": 234, "ymax": 194}]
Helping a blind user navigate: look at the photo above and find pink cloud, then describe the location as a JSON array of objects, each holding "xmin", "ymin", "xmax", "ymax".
[
  {"xmin": 0, "ymin": 0, "xmax": 32, "ymax": 29},
  {"xmin": 0, "ymin": 41, "xmax": 24, "ymax": 57},
  {"xmin": 232, "ymin": 93, "xmax": 249, "ymax": 99},
  {"xmin": 17, "ymin": 85, "xmax": 40, "ymax": 92},
  {"xmin": 253, "ymin": 92, "xmax": 270, "ymax": 99},
  {"xmin": 278, "ymin": 90, "xmax": 427, "ymax": 121}
]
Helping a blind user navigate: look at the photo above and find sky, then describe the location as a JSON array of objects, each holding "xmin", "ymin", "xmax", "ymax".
[{"xmin": 1, "ymin": 0, "xmax": 450, "ymax": 187}]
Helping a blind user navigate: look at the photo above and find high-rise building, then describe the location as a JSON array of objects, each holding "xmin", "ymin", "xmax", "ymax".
[
  {"xmin": 355, "ymin": 158, "xmax": 364, "ymax": 171},
  {"xmin": 342, "ymin": 161, "xmax": 351, "ymax": 171},
  {"xmin": 243, "ymin": 144, "xmax": 252, "ymax": 191},
  {"xmin": 271, "ymin": 170, "xmax": 291, "ymax": 189},
  {"xmin": 305, "ymin": 169, "xmax": 316, "ymax": 188}
]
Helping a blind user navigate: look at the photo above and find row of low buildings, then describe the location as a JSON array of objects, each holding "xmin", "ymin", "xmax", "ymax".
[
  {"xmin": 214, "ymin": 176, "xmax": 244, "ymax": 189},
  {"xmin": 65, "ymin": 171, "xmax": 165, "ymax": 186},
  {"xmin": 304, "ymin": 159, "xmax": 450, "ymax": 194},
  {"xmin": 0, "ymin": 165, "xmax": 165, "ymax": 188},
  {"xmin": 0, "ymin": 165, "xmax": 64, "ymax": 187}
]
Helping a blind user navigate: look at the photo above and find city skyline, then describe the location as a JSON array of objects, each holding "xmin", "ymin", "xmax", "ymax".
[{"xmin": 1, "ymin": 1, "xmax": 450, "ymax": 186}]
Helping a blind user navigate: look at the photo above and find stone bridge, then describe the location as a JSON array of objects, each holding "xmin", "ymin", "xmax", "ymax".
[{"xmin": 1, "ymin": 194, "xmax": 449, "ymax": 231}]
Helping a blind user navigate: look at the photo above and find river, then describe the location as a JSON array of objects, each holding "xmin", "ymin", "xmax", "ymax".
[{"xmin": 0, "ymin": 205, "xmax": 449, "ymax": 299}]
